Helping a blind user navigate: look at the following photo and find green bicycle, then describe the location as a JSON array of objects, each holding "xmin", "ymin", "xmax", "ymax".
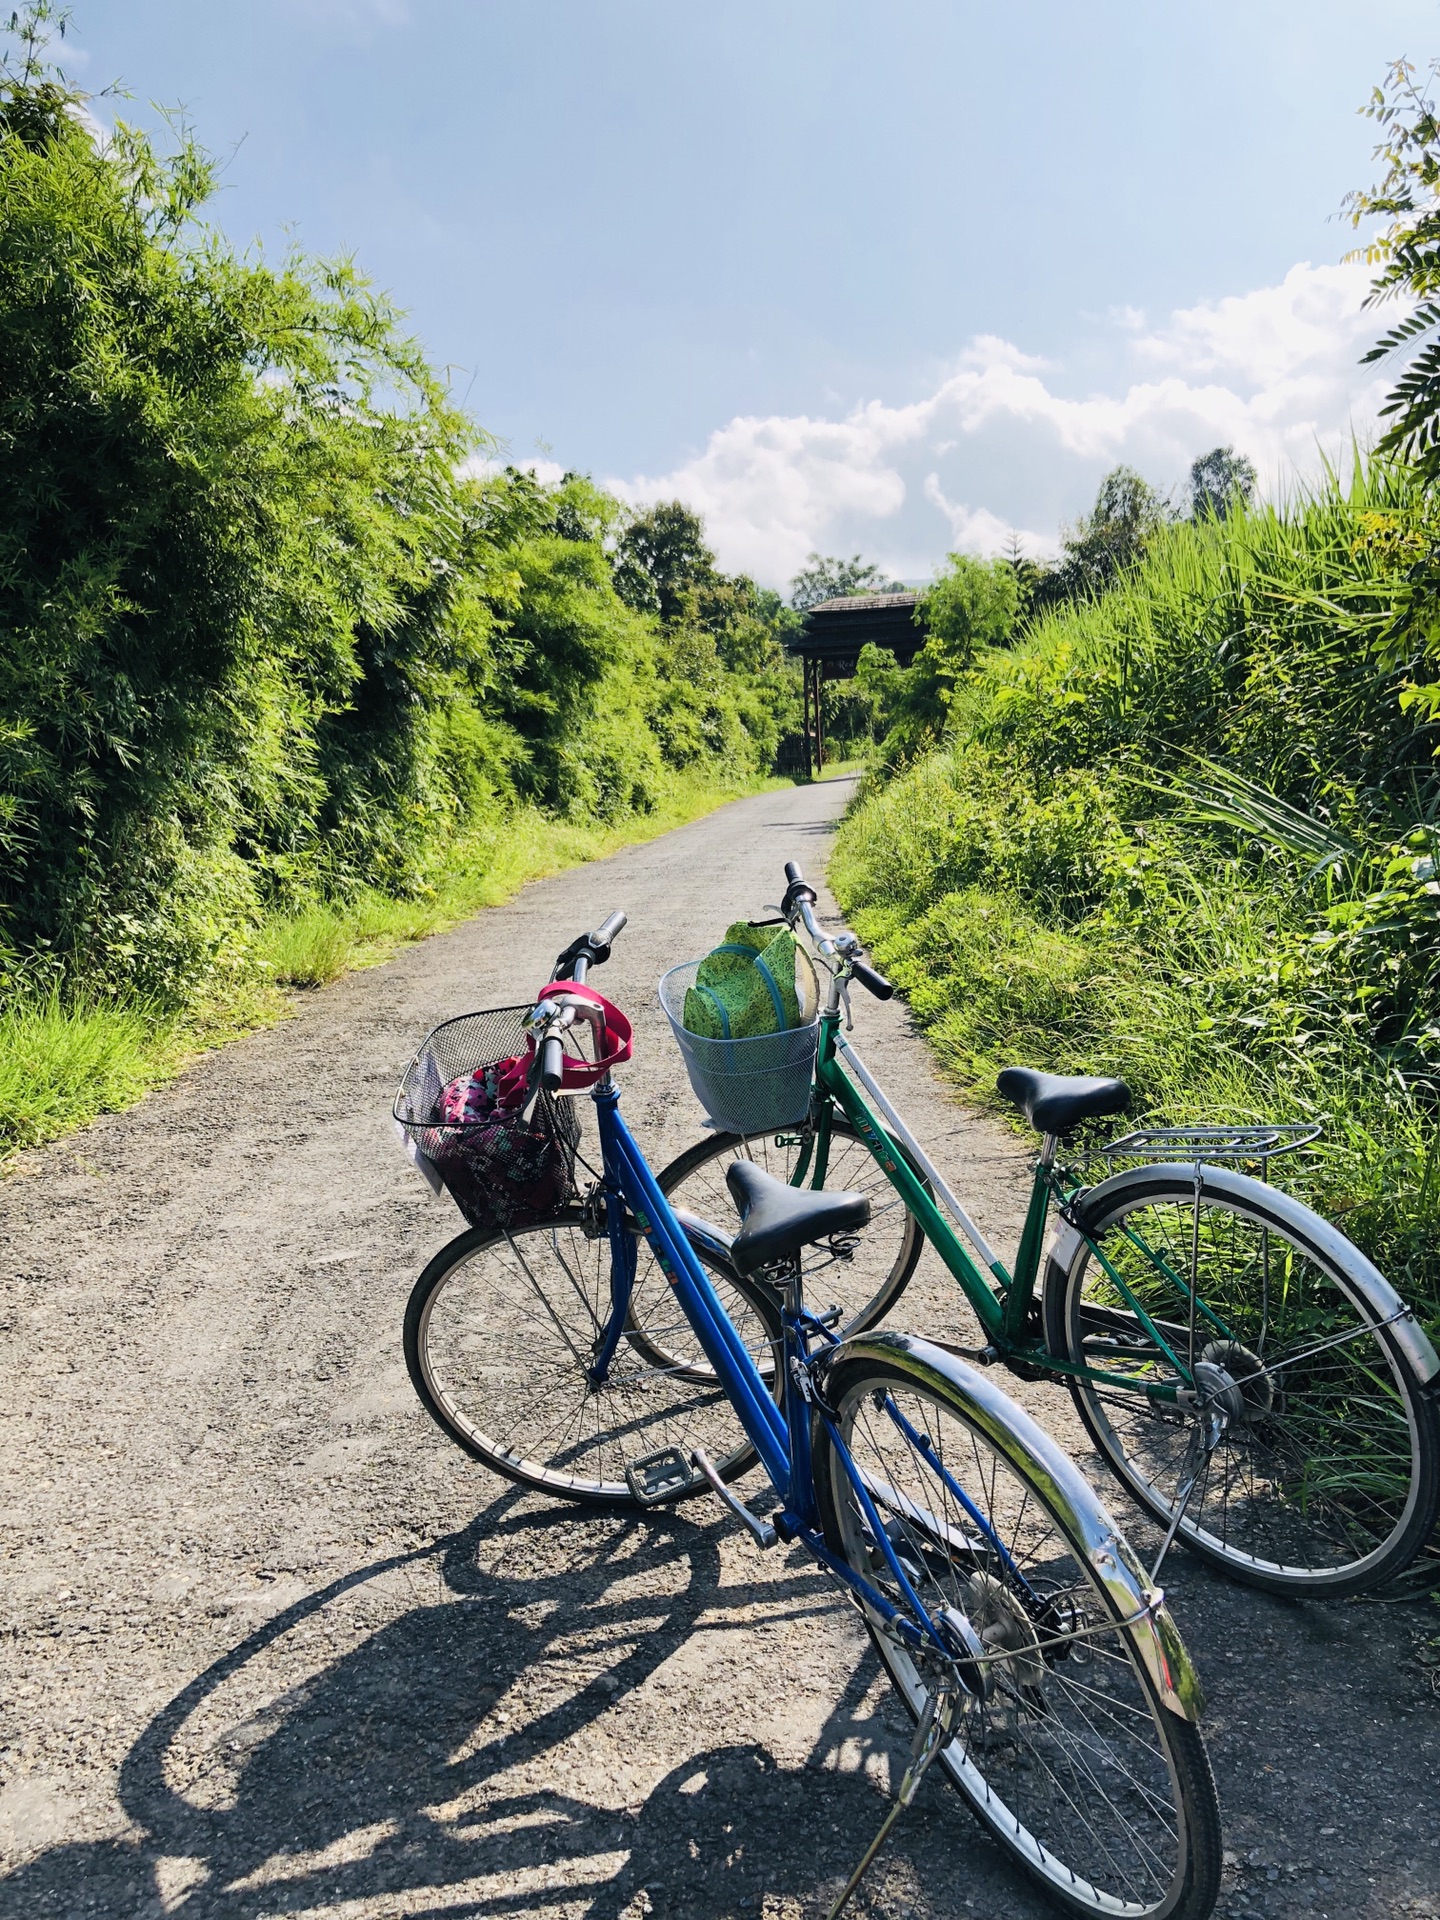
[{"xmin": 655, "ymin": 859, "xmax": 1440, "ymax": 1600}]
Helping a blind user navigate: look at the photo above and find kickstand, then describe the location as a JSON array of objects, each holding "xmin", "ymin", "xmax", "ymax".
[
  {"xmin": 1150, "ymin": 1404, "xmax": 1222, "ymax": 1585},
  {"xmin": 828, "ymin": 1685, "xmax": 955, "ymax": 1920}
]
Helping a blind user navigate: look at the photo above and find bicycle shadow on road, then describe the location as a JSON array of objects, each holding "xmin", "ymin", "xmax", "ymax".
[
  {"xmin": 0, "ymin": 1486, "xmax": 1034, "ymax": 1920},
  {"xmin": 586, "ymin": 1651, "xmax": 1062, "ymax": 1920}
]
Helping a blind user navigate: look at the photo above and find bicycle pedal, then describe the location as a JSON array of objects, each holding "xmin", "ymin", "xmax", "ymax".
[{"xmin": 625, "ymin": 1446, "xmax": 699, "ymax": 1505}]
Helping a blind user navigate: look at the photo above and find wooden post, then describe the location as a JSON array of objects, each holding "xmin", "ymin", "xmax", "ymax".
[
  {"xmin": 816, "ymin": 662, "xmax": 825, "ymax": 772},
  {"xmin": 803, "ymin": 657, "xmax": 813, "ymax": 778}
]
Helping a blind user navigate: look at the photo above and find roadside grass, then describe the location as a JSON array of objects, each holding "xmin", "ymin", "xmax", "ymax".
[
  {"xmin": 829, "ymin": 460, "xmax": 1440, "ymax": 1338},
  {"xmin": 0, "ymin": 991, "xmax": 174, "ymax": 1155},
  {"xmin": 1, "ymin": 771, "xmax": 788, "ymax": 1160},
  {"xmin": 258, "ymin": 774, "xmax": 792, "ymax": 988},
  {"xmin": 840, "ymin": 874, "xmax": 1440, "ymax": 1332}
]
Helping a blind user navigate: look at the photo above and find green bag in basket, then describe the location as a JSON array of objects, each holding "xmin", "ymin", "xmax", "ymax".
[{"xmin": 682, "ymin": 923, "xmax": 806, "ymax": 1040}]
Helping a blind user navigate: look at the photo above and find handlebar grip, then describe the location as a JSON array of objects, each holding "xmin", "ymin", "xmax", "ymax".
[
  {"xmin": 539, "ymin": 1035, "xmax": 566, "ymax": 1092},
  {"xmin": 552, "ymin": 909, "xmax": 628, "ymax": 983},
  {"xmin": 783, "ymin": 861, "xmax": 803, "ymax": 885},
  {"xmin": 849, "ymin": 958, "xmax": 894, "ymax": 1001}
]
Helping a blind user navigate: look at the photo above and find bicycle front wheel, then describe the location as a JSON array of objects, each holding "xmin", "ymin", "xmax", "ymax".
[
  {"xmin": 813, "ymin": 1336, "xmax": 1221, "ymax": 1920},
  {"xmin": 404, "ymin": 1207, "xmax": 783, "ymax": 1506},
  {"xmin": 650, "ymin": 1113, "xmax": 924, "ymax": 1354},
  {"xmin": 1042, "ymin": 1162, "xmax": 1440, "ymax": 1597}
]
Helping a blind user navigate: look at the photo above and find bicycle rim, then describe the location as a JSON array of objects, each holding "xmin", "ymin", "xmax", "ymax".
[
  {"xmin": 815, "ymin": 1353, "xmax": 1219, "ymax": 1919},
  {"xmin": 405, "ymin": 1208, "xmax": 783, "ymax": 1505}
]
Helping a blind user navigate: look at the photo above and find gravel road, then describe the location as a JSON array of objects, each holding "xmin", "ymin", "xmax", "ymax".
[{"xmin": 2, "ymin": 775, "xmax": 1438, "ymax": 1920}]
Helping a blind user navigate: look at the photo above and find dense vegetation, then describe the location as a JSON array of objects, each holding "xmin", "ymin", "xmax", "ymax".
[
  {"xmin": 836, "ymin": 459, "xmax": 1440, "ymax": 1331},
  {"xmin": 834, "ymin": 60, "xmax": 1440, "ymax": 1337},
  {"xmin": 0, "ymin": 16, "xmax": 798, "ymax": 1147}
]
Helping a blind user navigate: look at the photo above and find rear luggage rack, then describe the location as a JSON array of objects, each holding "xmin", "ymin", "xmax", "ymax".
[{"xmin": 1090, "ymin": 1123, "xmax": 1322, "ymax": 1166}]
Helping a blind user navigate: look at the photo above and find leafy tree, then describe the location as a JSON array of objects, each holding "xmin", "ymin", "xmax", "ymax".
[
  {"xmin": 1187, "ymin": 446, "xmax": 1257, "ymax": 520},
  {"xmin": 0, "ymin": 12, "xmax": 789, "ymax": 1003},
  {"xmin": 1033, "ymin": 466, "xmax": 1170, "ymax": 611},
  {"xmin": 613, "ymin": 497, "xmax": 797, "ymax": 676},
  {"xmin": 613, "ymin": 500, "xmax": 715, "ymax": 624},
  {"xmin": 853, "ymin": 554, "xmax": 1020, "ymax": 769},
  {"xmin": 789, "ymin": 552, "xmax": 904, "ymax": 611},
  {"xmin": 473, "ymin": 469, "xmax": 791, "ymax": 815},
  {"xmin": 920, "ymin": 552, "xmax": 1021, "ymax": 659},
  {"xmin": 0, "ymin": 10, "xmax": 494, "ymax": 998},
  {"xmin": 1344, "ymin": 59, "xmax": 1440, "ymax": 478}
]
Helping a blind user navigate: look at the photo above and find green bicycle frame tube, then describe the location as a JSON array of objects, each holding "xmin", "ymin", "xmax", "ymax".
[
  {"xmin": 811, "ymin": 1008, "xmax": 1181, "ymax": 1403},
  {"xmin": 813, "ymin": 1010, "xmax": 1007, "ymax": 1340}
]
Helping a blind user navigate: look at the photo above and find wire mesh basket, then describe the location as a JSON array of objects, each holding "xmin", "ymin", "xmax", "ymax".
[
  {"xmin": 393, "ymin": 1005, "xmax": 581, "ymax": 1232},
  {"xmin": 659, "ymin": 960, "xmax": 819, "ymax": 1135}
]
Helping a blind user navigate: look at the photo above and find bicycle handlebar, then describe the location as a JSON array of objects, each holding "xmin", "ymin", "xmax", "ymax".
[
  {"xmin": 848, "ymin": 957, "xmax": 894, "ymax": 1001},
  {"xmin": 779, "ymin": 862, "xmax": 829, "ymax": 952},
  {"xmin": 778, "ymin": 860, "xmax": 893, "ymax": 999},
  {"xmin": 538, "ymin": 1033, "xmax": 566, "ymax": 1092},
  {"xmin": 552, "ymin": 910, "xmax": 628, "ymax": 985}
]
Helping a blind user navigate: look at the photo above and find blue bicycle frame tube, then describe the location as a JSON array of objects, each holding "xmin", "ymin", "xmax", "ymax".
[
  {"xmin": 589, "ymin": 1176, "xmax": 636, "ymax": 1383},
  {"xmin": 589, "ymin": 1077, "xmax": 952, "ymax": 1661},
  {"xmin": 593, "ymin": 1083, "xmax": 791, "ymax": 1491},
  {"xmin": 882, "ymin": 1394, "xmax": 1038, "ymax": 1603},
  {"xmin": 817, "ymin": 1405, "xmax": 948, "ymax": 1654},
  {"xmin": 781, "ymin": 1314, "xmax": 817, "ymax": 1532}
]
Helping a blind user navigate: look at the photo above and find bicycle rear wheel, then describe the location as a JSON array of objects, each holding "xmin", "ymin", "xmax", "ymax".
[
  {"xmin": 649, "ymin": 1112, "xmax": 924, "ymax": 1358},
  {"xmin": 813, "ymin": 1336, "xmax": 1222, "ymax": 1920},
  {"xmin": 1042, "ymin": 1162, "xmax": 1440, "ymax": 1597},
  {"xmin": 404, "ymin": 1207, "xmax": 783, "ymax": 1506}
]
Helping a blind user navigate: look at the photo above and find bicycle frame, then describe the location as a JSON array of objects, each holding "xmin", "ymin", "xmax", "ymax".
[
  {"xmin": 590, "ymin": 1076, "xmax": 986, "ymax": 1656},
  {"xmin": 798, "ymin": 1008, "xmax": 1189, "ymax": 1406}
]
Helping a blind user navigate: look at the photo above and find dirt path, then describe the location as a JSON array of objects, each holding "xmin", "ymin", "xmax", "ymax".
[{"xmin": 1, "ymin": 775, "xmax": 1436, "ymax": 1920}]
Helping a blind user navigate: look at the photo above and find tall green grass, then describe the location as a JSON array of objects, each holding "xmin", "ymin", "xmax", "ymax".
[
  {"xmin": 0, "ymin": 991, "xmax": 177, "ymax": 1153},
  {"xmin": 833, "ymin": 458, "xmax": 1440, "ymax": 1333}
]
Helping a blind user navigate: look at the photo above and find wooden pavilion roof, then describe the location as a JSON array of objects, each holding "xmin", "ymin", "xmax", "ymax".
[{"xmin": 786, "ymin": 591, "xmax": 926, "ymax": 671}]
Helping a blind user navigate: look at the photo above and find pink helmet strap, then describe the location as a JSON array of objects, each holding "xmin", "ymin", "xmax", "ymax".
[{"xmin": 535, "ymin": 982, "xmax": 634, "ymax": 1088}]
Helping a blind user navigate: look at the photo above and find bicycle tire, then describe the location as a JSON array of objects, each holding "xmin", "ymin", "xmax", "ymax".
[
  {"xmin": 646, "ymin": 1114, "xmax": 925, "ymax": 1367},
  {"xmin": 404, "ymin": 1206, "xmax": 784, "ymax": 1507},
  {"xmin": 811, "ymin": 1333, "xmax": 1222, "ymax": 1920},
  {"xmin": 1041, "ymin": 1161, "xmax": 1440, "ymax": 1598}
]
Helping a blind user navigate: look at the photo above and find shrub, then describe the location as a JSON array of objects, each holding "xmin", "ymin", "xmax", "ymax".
[{"xmin": 833, "ymin": 458, "xmax": 1440, "ymax": 1334}]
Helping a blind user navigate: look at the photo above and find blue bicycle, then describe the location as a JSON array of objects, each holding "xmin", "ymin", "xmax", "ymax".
[{"xmin": 396, "ymin": 915, "xmax": 1222, "ymax": 1919}]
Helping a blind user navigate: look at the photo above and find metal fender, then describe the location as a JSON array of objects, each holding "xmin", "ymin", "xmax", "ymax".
[
  {"xmin": 670, "ymin": 1205, "xmax": 736, "ymax": 1269},
  {"xmin": 814, "ymin": 1329, "xmax": 1207, "ymax": 1723},
  {"xmin": 1053, "ymin": 1161, "xmax": 1440, "ymax": 1388}
]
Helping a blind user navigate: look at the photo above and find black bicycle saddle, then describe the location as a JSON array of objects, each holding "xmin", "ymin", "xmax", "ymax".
[
  {"xmin": 996, "ymin": 1066, "xmax": 1131, "ymax": 1135},
  {"xmin": 725, "ymin": 1161, "xmax": 870, "ymax": 1277}
]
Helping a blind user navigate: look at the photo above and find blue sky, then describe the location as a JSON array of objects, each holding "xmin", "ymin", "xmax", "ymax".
[{"xmin": 64, "ymin": 0, "xmax": 1440, "ymax": 585}]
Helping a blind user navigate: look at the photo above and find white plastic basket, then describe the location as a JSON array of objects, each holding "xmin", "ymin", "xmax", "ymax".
[{"xmin": 659, "ymin": 959, "xmax": 819, "ymax": 1134}]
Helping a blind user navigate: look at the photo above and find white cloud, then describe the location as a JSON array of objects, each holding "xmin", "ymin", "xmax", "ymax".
[
  {"xmin": 922, "ymin": 476, "xmax": 1059, "ymax": 563},
  {"xmin": 461, "ymin": 454, "xmax": 567, "ymax": 488},
  {"xmin": 608, "ymin": 260, "xmax": 1388, "ymax": 589}
]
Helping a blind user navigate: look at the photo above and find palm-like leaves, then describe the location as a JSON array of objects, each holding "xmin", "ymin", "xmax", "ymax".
[{"xmin": 1347, "ymin": 64, "xmax": 1440, "ymax": 479}]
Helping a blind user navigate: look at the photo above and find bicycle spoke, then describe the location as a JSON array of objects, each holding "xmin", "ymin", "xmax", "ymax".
[
  {"xmin": 410, "ymin": 1210, "xmax": 779, "ymax": 1498},
  {"xmin": 821, "ymin": 1361, "xmax": 1216, "ymax": 1914},
  {"xmin": 1064, "ymin": 1183, "xmax": 1428, "ymax": 1585}
]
